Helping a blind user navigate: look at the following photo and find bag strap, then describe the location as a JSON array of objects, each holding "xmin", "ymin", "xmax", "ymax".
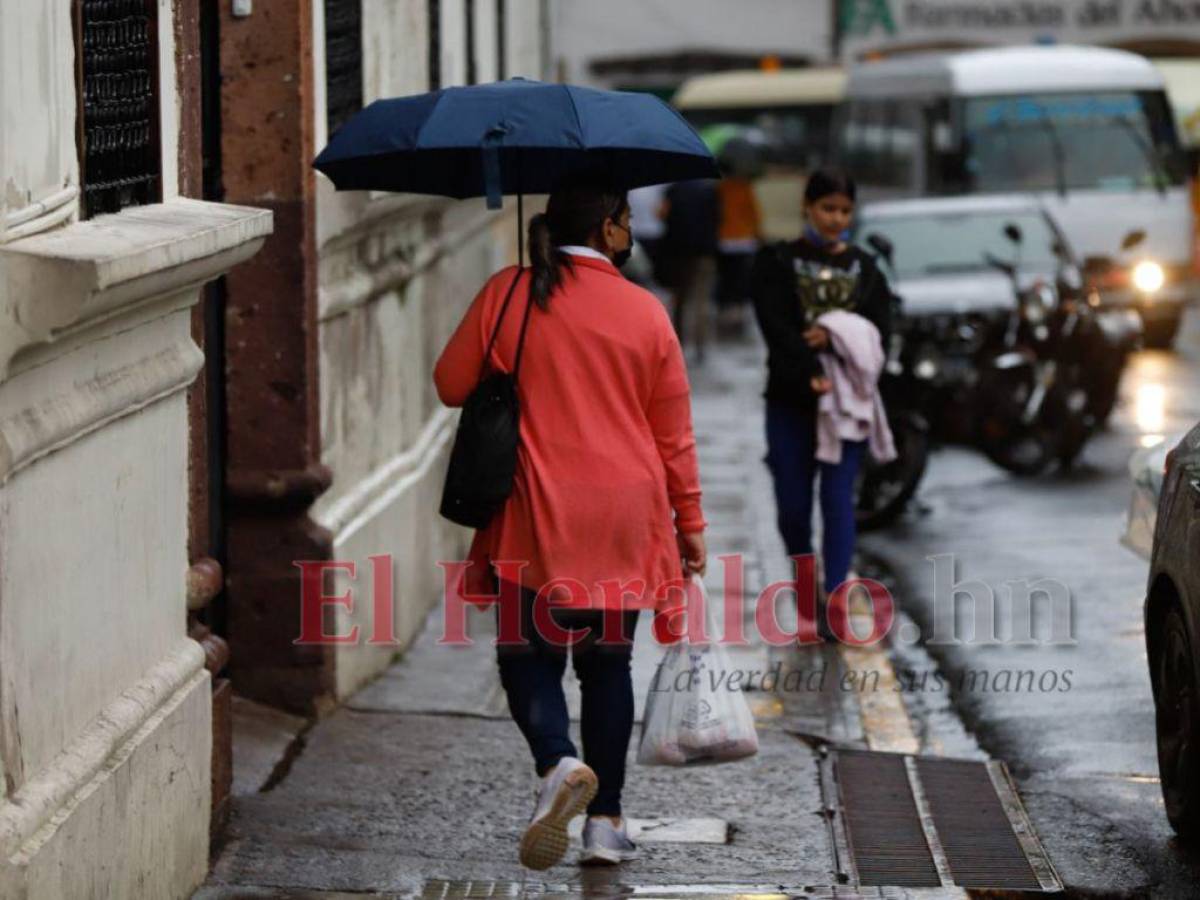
[
  {"xmin": 480, "ymin": 265, "xmax": 538, "ymax": 384},
  {"xmin": 511, "ymin": 282, "xmax": 536, "ymax": 382},
  {"xmin": 483, "ymin": 267, "xmax": 525, "ymax": 367}
]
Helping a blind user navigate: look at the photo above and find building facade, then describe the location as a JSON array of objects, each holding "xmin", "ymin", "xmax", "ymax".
[
  {"xmin": 550, "ymin": 0, "xmax": 834, "ymax": 94},
  {"xmin": 0, "ymin": 0, "xmax": 547, "ymax": 895},
  {"xmin": 218, "ymin": 0, "xmax": 549, "ymax": 716},
  {"xmin": 0, "ymin": 1, "xmax": 270, "ymax": 896},
  {"xmin": 838, "ymin": 0, "xmax": 1200, "ymax": 59}
]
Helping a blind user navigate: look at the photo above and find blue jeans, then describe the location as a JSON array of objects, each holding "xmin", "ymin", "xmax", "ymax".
[
  {"xmin": 495, "ymin": 582, "xmax": 640, "ymax": 817},
  {"xmin": 764, "ymin": 403, "xmax": 865, "ymax": 595}
]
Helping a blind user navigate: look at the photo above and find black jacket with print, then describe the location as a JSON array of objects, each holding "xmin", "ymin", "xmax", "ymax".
[{"xmin": 750, "ymin": 238, "xmax": 894, "ymax": 411}]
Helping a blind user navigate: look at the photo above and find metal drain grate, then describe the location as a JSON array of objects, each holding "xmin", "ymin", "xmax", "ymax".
[
  {"xmin": 833, "ymin": 750, "xmax": 941, "ymax": 887},
  {"xmin": 915, "ymin": 757, "xmax": 1042, "ymax": 890},
  {"xmin": 421, "ymin": 882, "xmax": 866, "ymax": 900},
  {"xmin": 821, "ymin": 748, "xmax": 1062, "ymax": 892}
]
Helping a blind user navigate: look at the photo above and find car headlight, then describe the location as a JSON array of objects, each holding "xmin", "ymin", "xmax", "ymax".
[{"xmin": 1132, "ymin": 260, "xmax": 1165, "ymax": 294}]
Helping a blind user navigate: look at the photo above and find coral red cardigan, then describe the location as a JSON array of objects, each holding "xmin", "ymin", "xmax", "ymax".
[{"xmin": 434, "ymin": 256, "xmax": 706, "ymax": 611}]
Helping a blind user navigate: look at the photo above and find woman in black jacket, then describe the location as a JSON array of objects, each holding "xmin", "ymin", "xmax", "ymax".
[{"xmin": 750, "ymin": 169, "xmax": 892, "ymax": 635}]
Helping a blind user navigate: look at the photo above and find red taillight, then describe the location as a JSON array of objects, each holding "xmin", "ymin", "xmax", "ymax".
[{"xmin": 1092, "ymin": 266, "xmax": 1130, "ymax": 291}]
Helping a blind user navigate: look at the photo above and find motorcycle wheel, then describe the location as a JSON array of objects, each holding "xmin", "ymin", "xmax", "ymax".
[
  {"xmin": 1089, "ymin": 382, "xmax": 1120, "ymax": 427},
  {"xmin": 981, "ymin": 427, "xmax": 1056, "ymax": 476},
  {"xmin": 1051, "ymin": 362, "xmax": 1099, "ymax": 468},
  {"xmin": 976, "ymin": 358, "xmax": 1059, "ymax": 477},
  {"xmin": 855, "ymin": 413, "xmax": 929, "ymax": 531}
]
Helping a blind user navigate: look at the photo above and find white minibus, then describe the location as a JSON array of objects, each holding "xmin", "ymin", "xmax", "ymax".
[{"xmin": 838, "ymin": 45, "xmax": 1193, "ymax": 346}]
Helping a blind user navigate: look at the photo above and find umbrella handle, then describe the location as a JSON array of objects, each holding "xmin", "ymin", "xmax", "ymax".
[
  {"xmin": 518, "ymin": 192, "xmax": 524, "ymax": 268},
  {"xmin": 482, "ymin": 125, "xmax": 508, "ymax": 211}
]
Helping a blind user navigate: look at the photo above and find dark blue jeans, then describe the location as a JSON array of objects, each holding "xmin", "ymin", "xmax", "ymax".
[
  {"xmin": 495, "ymin": 582, "xmax": 640, "ymax": 817},
  {"xmin": 765, "ymin": 403, "xmax": 865, "ymax": 595}
]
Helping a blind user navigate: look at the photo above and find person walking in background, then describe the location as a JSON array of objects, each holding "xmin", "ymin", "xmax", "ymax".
[
  {"xmin": 433, "ymin": 180, "xmax": 708, "ymax": 870},
  {"xmin": 628, "ymin": 183, "xmax": 669, "ymax": 288},
  {"xmin": 750, "ymin": 169, "xmax": 892, "ymax": 639},
  {"xmin": 716, "ymin": 172, "xmax": 763, "ymax": 337},
  {"xmin": 661, "ymin": 178, "xmax": 720, "ymax": 363}
]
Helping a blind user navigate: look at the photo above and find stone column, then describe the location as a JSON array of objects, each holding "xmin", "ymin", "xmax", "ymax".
[{"xmin": 0, "ymin": 199, "xmax": 271, "ymax": 898}]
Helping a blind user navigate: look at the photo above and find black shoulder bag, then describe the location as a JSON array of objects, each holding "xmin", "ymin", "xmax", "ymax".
[{"xmin": 439, "ymin": 268, "xmax": 535, "ymax": 528}]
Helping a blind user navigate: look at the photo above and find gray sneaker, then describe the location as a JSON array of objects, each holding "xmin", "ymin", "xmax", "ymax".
[
  {"xmin": 519, "ymin": 758, "xmax": 598, "ymax": 870},
  {"xmin": 580, "ymin": 816, "xmax": 639, "ymax": 866}
]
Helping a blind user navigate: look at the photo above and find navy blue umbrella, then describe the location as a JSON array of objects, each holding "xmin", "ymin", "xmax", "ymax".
[{"xmin": 312, "ymin": 78, "xmax": 719, "ymax": 210}]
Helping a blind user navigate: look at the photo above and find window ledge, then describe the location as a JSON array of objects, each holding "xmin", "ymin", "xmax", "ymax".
[{"xmin": 0, "ymin": 198, "xmax": 273, "ymax": 379}]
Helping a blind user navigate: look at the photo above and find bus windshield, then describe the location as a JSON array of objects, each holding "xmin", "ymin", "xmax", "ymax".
[{"xmin": 959, "ymin": 91, "xmax": 1184, "ymax": 194}]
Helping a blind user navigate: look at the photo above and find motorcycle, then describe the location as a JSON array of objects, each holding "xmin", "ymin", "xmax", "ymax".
[
  {"xmin": 974, "ymin": 225, "xmax": 1144, "ymax": 476},
  {"xmin": 1079, "ymin": 235, "xmax": 1147, "ymax": 425}
]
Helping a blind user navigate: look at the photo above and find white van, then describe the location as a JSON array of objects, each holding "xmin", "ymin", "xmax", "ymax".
[
  {"xmin": 838, "ymin": 46, "xmax": 1194, "ymax": 346},
  {"xmin": 674, "ymin": 67, "xmax": 845, "ymax": 240}
]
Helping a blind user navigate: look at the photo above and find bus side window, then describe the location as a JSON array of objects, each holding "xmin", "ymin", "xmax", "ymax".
[
  {"xmin": 861, "ymin": 101, "xmax": 890, "ymax": 187},
  {"xmin": 886, "ymin": 102, "xmax": 919, "ymax": 190},
  {"xmin": 925, "ymin": 97, "xmax": 966, "ymax": 194},
  {"xmin": 837, "ymin": 102, "xmax": 865, "ymax": 173}
]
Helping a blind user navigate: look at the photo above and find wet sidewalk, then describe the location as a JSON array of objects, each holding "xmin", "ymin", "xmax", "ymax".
[
  {"xmin": 201, "ymin": 333, "xmax": 1046, "ymax": 900},
  {"xmin": 197, "ymin": 336, "xmax": 953, "ymax": 900}
]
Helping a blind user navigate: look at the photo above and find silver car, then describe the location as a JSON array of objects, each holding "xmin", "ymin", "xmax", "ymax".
[{"xmin": 857, "ymin": 195, "xmax": 1081, "ymax": 318}]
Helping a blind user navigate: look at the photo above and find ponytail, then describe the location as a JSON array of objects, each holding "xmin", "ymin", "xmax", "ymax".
[
  {"xmin": 524, "ymin": 179, "xmax": 628, "ymax": 311},
  {"xmin": 527, "ymin": 213, "xmax": 572, "ymax": 311}
]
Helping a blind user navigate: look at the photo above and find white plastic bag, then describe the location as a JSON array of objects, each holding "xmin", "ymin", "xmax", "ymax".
[{"xmin": 637, "ymin": 576, "xmax": 759, "ymax": 766}]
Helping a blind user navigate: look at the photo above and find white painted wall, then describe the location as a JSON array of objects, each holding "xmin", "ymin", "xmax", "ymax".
[
  {"xmin": 157, "ymin": 0, "xmax": 180, "ymax": 201},
  {"xmin": 311, "ymin": 1, "xmax": 545, "ymax": 695},
  {"xmin": 506, "ymin": 0, "xmax": 546, "ymax": 79},
  {"xmin": 314, "ymin": 200, "xmax": 513, "ymax": 698},
  {"xmin": 0, "ymin": 197, "xmax": 271, "ymax": 896},
  {"xmin": 0, "ymin": 315, "xmax": 194, "ymax": 784},
  {"xmin": 0, "ymin": 1, "xmax": 78, "ymax": 242},
  {"xmin": 441, "ymin": 0, "xmax": 468, "ymax": 87},
  {"xmin": 363, "ymin": 0, "xmax": 429, "ymax": 103},
  {"xmin": 475, "ymin": 0, "xmax": 499, "ymax": 82},
  {"xmin": 0, "ymin": 4, "xmax": 272, "ymax": 896}
]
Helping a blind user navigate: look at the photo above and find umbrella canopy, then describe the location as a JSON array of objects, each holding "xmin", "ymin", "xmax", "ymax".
[{"xmin": 313, "ymin": 78, "xmax": 719, "ymax": 208}]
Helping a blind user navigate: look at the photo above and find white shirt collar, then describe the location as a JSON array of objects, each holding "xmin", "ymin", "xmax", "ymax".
[{"xmin": 557, "ymin": 245, "xmax": 611, "ymax": 263}]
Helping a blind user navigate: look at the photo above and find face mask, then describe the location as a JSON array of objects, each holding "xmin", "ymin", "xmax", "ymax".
[
  {"xmin": 804, "ymin": 224, "xmax": 851, "ymax": 249},
  {"xmin": 611, "ymin": 221, "xmax": 633, "ymax": 269}
]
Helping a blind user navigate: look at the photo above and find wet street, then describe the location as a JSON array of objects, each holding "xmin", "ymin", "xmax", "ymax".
[{"xmin": 860, "ymin": 307, "xmax": 1200, "ymax": 896}]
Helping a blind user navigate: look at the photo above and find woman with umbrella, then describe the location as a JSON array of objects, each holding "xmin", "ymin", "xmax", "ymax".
[
  {"xmin": 316, "ymin": 77, "xmax": 718, "ymax": 872},
  {"xmin": 433, "ymin": 178, "xmax": 708, "ymax": 869}
]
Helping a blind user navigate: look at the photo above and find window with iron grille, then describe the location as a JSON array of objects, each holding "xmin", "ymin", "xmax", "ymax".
[
  {"xmin": 464, "ymin": 0, "xmax": 477, "ymax": 85},
  {"xmin": 325, "ymin": 0, "xmax": 363, "ymax": 136},
  {"xmin": 429, "ymin": 0, "xmax": 441, "ymax": 90},
  {"xmin": 496, "ymin": 0, "xmax": 506, "ymax": 80},
  {"xmin": 75, "ymin": 0, "xmax": 162, "ymax": 219}
]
